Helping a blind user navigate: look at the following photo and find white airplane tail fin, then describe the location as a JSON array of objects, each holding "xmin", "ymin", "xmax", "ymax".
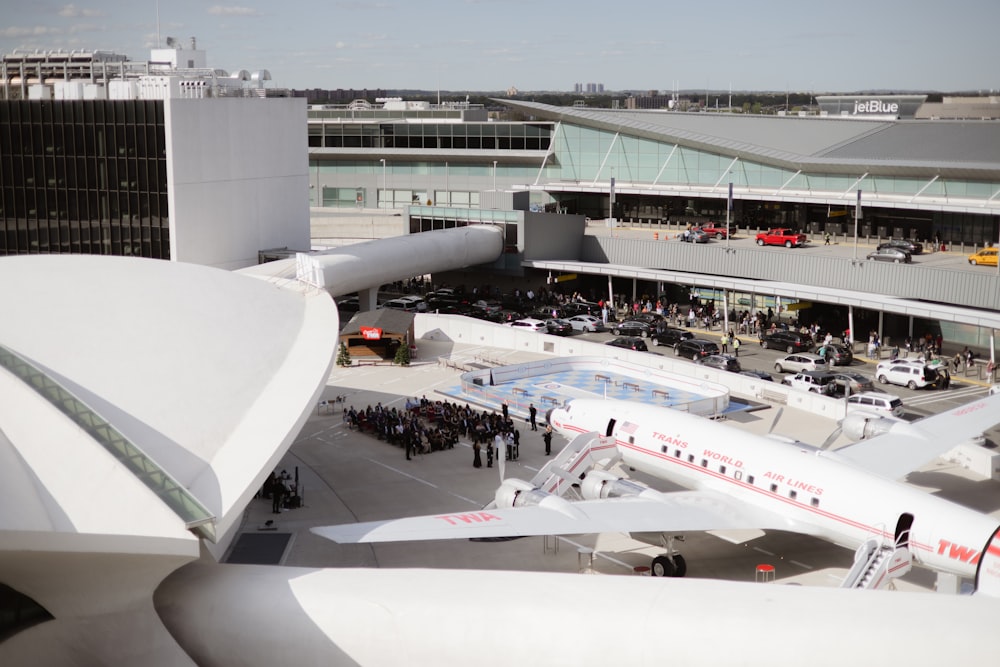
[{"xmin": 974, "ymin": 527, "xmax": 1000, "ymax": 597}]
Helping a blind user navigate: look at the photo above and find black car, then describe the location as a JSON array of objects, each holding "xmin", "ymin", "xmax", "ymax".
[
  {"xmin": 740, "ymin": 369, "xmax": 774, "ymax": 382},
  {"xmin": 674, "ymin": 339, "xmax": 721, "ymax": 360},
  {"xmin": 611, "ymin": 320, "xmax": 653, "ymax": 338},
  {"xmin": 760, "ymin": 330, "xmax": 814, "ymax": 353},
  {"xmin": 543, "ymin": 318, "xmax": 574, "ymax": 336},
  {"xmin": 649, "ymin": 327, "xmax": 694, "ymax": 348},
  {"xmin": 606, "ymin": 336, "xmax": 648, "ymax": 352},
  {"xmin": 563, "ymin": 300, "xmax": 602, "ymax": 317},
  {"xmin": 877, "ymin": 239, "xmax": 923, "ymax": 255},
  {"xmin": 695, "ymin": 354, "xmax": 742, "ymax": 372}
]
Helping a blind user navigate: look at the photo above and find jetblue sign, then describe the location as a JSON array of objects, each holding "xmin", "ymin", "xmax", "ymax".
[
  {"xmin": 815, "ymin": 95, "xmax": 926, "ymax": 119},
  {"xmin": 853, "ymin": 100, "xmax": 899, "ymax": 115}
]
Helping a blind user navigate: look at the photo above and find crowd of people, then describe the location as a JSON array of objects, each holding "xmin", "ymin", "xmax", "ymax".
[{"xmin": 344, "ymin": 396, "xmax": 537, "ymax": 467}]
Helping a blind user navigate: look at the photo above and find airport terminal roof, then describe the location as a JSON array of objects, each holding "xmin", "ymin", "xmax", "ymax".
[
  {"xmin": 0, "ymin": 255, "xmax": 339, "ymax": 556},
  {"xmin": 501, "ymin": 100, "xmax": 1000, "ymax": 179}
]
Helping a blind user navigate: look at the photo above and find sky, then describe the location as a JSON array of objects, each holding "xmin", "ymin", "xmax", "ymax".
[{"xmin": 2, "ymin": 1, "xmax": 997, "ymax": 94}]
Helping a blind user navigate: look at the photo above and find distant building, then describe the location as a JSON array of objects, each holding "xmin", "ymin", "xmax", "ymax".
[{"xmin": 0, "ymin": 41, "xmax": 308, "ymax": 269}]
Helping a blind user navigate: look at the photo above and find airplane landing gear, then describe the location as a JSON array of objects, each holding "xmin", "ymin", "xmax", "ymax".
[
  {"xmin": 651, "ymin": 554, "xmax": 687, "ymax": 577},
  {"xmin": 650, "ymin": 535, "xmax": 687, "ymax": 577}
]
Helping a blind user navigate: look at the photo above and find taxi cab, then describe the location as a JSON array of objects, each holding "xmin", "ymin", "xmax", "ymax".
[{"xmin": 967, "ymin": 247, "xmax": 998, "ymax": 266}]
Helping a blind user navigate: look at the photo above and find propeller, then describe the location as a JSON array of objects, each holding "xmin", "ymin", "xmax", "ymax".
[
  {"xmin": 767, "ymin": 407, "xmax": 784, "ymax": 435},
  {"xmin": 818, "ymin": 424, "xmax": 843, "ymax": 450}
]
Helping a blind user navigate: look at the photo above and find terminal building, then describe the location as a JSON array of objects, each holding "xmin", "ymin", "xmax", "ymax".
[{"xmin": 0, "ymin": 41, "xmax": 308, "ymax": 269}]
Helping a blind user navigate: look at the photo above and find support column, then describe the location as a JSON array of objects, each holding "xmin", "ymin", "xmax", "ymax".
[{"xmin": 358, "ymin": 287, "xmax": 378, "ymax": 312}]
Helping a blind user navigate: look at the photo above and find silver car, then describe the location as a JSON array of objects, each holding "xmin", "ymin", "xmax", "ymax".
[
  {"xmin": 774, "ymin": 352, "xmax": 828, "ymax": 374},
  {"xmin": 866, "ymin": 247, "xmax": 911, "ymax": 264},
  {"xmin": 566, "ymin": 314, "xmax": 605, "ymax": 332}
]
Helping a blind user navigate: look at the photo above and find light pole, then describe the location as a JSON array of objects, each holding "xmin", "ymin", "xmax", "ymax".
[
  {"xmin": 492, "ymin": 160, "xmax": 498, "ymax": 209},
  {"xmin": 379, "ymin": 158, "xmax": 386, "ymax": 209}
]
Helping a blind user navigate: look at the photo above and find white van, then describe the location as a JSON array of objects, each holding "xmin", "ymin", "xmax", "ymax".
[{"xmin": 845, "ymin": 391, "xmax": 905, "ymax": 417}]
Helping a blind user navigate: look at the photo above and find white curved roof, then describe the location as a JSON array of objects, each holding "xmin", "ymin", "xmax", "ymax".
[{"xmin": 0, "ymin": 255, "xmax": 339, "ymax": 554}]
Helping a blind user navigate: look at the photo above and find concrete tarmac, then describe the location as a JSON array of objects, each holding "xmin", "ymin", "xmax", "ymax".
[{"xmin": 234, "ymin": 338, "xmax": 1000, "ymax": 592}]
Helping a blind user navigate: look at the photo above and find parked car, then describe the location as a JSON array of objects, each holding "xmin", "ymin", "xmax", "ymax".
[
  {"xmin": 818, "ymin": 343, "xmax": 854, "ymax": 366},
  {"xmin": 566, "ymin": 314, "xmax": 605, "ymax": 332},
  {"xmin": 740, "ymin": 369, "xmax": 774, "ymax": 382},
  {"xmin": 694, "ymin": 223, "xmax": 729, "ymax": 239},
  {"xmin": 606, "ymin": 336, "xmax": 648, "ymax": 352},
  {"xmin": 878, "ymin": 239, "xmax": 923, "ymax": 255},
  {"xmin": 866, "ymin": 247, "xmax": 912, "ymax": 264},
  {"xmin": 379, "ymin": 298, "xmax": 422, "ymax": 312},
  {"xmin": 395, "ymin": 295, "xmax": 427, "ymax": 311},
  {"xmin": 611, "ymin": 320, "xmax": 653, "ymax": 338},
  {"xmin": 674, "ymin": 339, "xmax": 721, "ymax": 360},
  {"xmin": 845, "ymin": 391, "xmax": 905, "ymax": 417},
  {"xmin": 761, "ymin": 330, "xmax": 815, "ymax": 353},
  {"xmin": 829, "ymin": 371, "xmax": 875, "ymax": 396},
  {"xmin": 543, "ymin": 318, "xmax": 574, "ymax": 336},
  {"xmin": 695, "ymin": 354, "xmax": 742, "ymax": 373},
  {"xmin": 774, "ymin": 353, "xmax": 828, "ymax": 374},
  {"xmin": 875, "ymin": 360, "xmax": 945, "ymax": 389},
  {"xmin": 649, "ymin": 327, "xmax": 694, "ymax": 348},
  {"xmin": 563, "ymin": 300, "xmax": 603, "ymax": 317},
  {"xmin": 679, "ymin": 229, "xmax": 710, "ymax": 243},
  {"xmin": 506, "ymin": 318, "xmax": 547, "ymax": 333},
  {"xmin": 782, "ymin": 371, "xmax": 839, "ymax": 395},
  {"xmin": 968, "ymin": 247, "xmax": 999, "ymax": 267},
  {"xmin": 755, "ymin": 228, "xmax": 807, "ymax": 248}
]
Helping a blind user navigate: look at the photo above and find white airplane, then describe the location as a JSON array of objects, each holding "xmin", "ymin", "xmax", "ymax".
[{"xmin": 315, "ymin": 393, "xmax": 1000, "ymax": 594}]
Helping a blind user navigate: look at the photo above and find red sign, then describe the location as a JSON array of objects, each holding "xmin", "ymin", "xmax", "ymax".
[{"xmin": 359, "ymin": 326, "xmax": 382, "ymax": 341}]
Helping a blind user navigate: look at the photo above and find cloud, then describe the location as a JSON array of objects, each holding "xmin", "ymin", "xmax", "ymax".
[
  {"xmin": 0, "ymin": 26, "xmax": 62, "ymax": 38},
  {"xmin": 59, "ymin": 4, "xmax": 104, "ymax": 18},
  {"xmin": 207, "ymin": 6, "xmax": 261, "ymax": 16}
]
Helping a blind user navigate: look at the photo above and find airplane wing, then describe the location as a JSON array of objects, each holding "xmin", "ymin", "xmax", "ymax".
[
  {"xmin": 312, "ymin": 488, "xmax": 792, "ymax": 544},
  {"xmin": 834, "ymin": 391, "xmax": 1000, "ymax": 480}
]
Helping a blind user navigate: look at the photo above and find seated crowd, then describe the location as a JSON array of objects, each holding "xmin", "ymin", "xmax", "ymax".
[{"xmin": 344, "ymin": 396, "xmax": 521, "ymax": 458}]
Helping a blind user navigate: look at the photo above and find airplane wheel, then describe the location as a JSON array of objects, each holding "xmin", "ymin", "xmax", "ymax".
[
  {"xmin": 672, "ymin": 554, "xmax": 687, "ymax": 577},
  {"xmin": 651, "ymin": 555, "xmax": 676, "ymax": 577}
]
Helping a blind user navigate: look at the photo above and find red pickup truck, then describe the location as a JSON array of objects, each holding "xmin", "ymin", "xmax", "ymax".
[{"xmin": 756, "ymin": 228, "xmax": 807, "ymax": 248}]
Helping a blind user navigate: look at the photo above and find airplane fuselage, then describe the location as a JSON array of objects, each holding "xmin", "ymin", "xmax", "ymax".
[{"xmin": 550, "ymin": 399, "xmax": 998, "ymax": 579}]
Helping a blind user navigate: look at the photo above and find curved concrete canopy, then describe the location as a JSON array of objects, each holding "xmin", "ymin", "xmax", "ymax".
[{"xmin": 0, "ymin": 255, "xmax": 339, "ymax": 551}]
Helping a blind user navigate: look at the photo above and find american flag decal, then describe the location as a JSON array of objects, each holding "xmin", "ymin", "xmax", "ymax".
[{"xmin": 620, "ymin": 421, "xmax": 638, "ymax": 434}]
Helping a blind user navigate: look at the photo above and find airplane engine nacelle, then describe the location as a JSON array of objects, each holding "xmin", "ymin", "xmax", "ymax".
[
  {"xmin": 580, "ymin": 470, "xmax": 649, "ymax": 500},
  {"xmin": 841, "ymin": 411, "xmax": 906, "ymax": 442},
  {"xmin": 494, "ymin": 478, "xmax": 553, "ymax": 509}
]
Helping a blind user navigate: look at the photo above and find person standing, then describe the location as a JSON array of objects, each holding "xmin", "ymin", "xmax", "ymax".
[
  {"xmin": 733, "ymin": 336, "xmax": 741, "ymax": 357},
  {"xmin": 719, "ymin": 333, "xmax": 729, "ymax": 354},
  {"xmin": 501, "ymin": 400, "xmax": 509, "ymax": 421},
  {"xmin": 543, "ymin": 424, "xmax": 553, "ymax": 455},
  {"xmin": 529, "ymin": 404, "xmax": 538, "ymax": 431},
  {"xmin": 473, "ymin": 441, "xmax": 482, "ymax": 468}
]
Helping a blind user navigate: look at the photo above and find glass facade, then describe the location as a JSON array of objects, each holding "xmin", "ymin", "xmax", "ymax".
[
  {"xmin": 0, "ymin": 100, "xmax": 170, "ymax": 258},
  {"xmin": 308, "ymin": 121, "xmax": 552, "ymax": 151}
]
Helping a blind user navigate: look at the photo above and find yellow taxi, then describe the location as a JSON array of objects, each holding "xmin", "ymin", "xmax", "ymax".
[{"xmin": 967, "ymin": 247, "xmax": 998, "ymax": 266}]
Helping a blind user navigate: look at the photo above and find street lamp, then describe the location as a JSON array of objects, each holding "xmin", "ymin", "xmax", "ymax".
[
  {"xmin": 492, "ymin": 160, "xmax": 498, "ymax": 209},
  {"xmin": 379, "ymin": 158, "xmax": 386, "ymax": 209}
]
